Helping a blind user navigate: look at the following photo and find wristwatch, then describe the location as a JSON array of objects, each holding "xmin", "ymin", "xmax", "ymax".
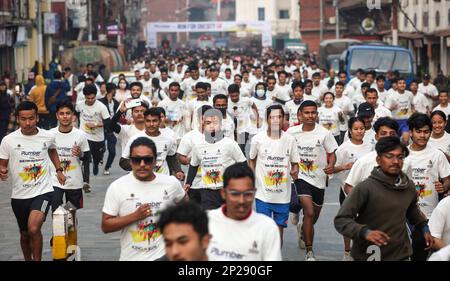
[{"xmin": 56, "ymin": 167, "xmax": 64, "ymax": 173}]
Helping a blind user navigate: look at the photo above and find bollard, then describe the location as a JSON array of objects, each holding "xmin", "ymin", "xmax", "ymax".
[
  {"xmin": 52, "ymin": 206, "xmax": 69, "ymax": 261},
  {"xmin": 64, "ymin": 202, "xmax": 78, "ymax": 256}
]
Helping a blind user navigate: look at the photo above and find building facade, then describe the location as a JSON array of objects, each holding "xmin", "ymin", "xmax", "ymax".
[
  {"xmin": 236, "ymin": 0, "xmax": 300, "ymax": 44},
  {"xmin": 398, "ymin": 0, "xmax": 450, "ymax": 77}
]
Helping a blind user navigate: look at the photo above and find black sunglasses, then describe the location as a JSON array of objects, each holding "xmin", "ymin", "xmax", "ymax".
[{"xmin": 130, "ymin": 156, "xmax": 154, "ymax": 165}]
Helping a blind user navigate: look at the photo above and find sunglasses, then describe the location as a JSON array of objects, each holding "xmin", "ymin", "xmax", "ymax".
[
  {"xmin": 130, "ymin": 156, "xmax": 154, "ymax": 165},
  {"xmin": 225, "ymin": 189, "xmax": 256, "ymax": 201}
]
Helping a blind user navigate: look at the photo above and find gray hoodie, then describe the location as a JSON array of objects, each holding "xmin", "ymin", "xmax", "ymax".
[{"xmin": 334, "ymin": 167, "xmax": 427, "ymax": 261}]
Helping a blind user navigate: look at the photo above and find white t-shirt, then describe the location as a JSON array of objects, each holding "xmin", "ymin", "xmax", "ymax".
[
  {"xmin": 303, "ymin": 93, "xmax": 320, "ymax": 104},
  {"xmin": 228, "ymin": 97, "xmax": 255, "ymax": 134},
  {"xmin": 102, "ymin": 173, "xmax": 185, "ymax": 261},
  {"xmin": 222, "ymin": 115, "xmax": 236, "ymax": 141},
  {"xmin": 312, "ymin": 83, "xmax": 328, "ymax": 101},
  {"xmin": 334, "ymin": 140, "xmax": 373, "ymax": 188},
  {"xmin": 404, "ymin": 146, "xmax": 450, "ymax": 218},
  {"xmin": 114, "ymin": 89, "xmax": 131, "ymax": 104},
  {"xmin": 287, "ymin": 125, "xmax": 339, "ymax": 189},
  {"xmin": 181, "ymin": 77, "xmax": 206, "ymax": 101},
  {"xmin": 433, "ymin": 104, "xmax": 450, "ymax": 117},
  {"xmin": 241, "ymin": 80, "xmax": 255, "ymax": 96},
  {"xmin": 373, "ymin": 105, "xmax": 392, "ymax": 123},
  {"xmin": 159, "ymin": 78, "xmax": 174, "ymax": 93},
  {"xmin": 209, "ymin": 77, "xmax": 228, "ymax": 97},
  {"xmin": 158, "ymin": 98, "xmax": 187, "ymax": 141},
  {"xmin": 177, "ymin": 129, "xmax": 204, "ymax": 190},
  {"xmin": 207, "ymin": 207, "xmax": 282, "ymax": 261},
  {"xmin": 76, "ymin": 100, "xmax": 111, "ymax": 142},
  {"xmin": 418, "ymin": 83, "xmax": 439, "ymax": 109},
  {"xmin": 250, "ymin": 131, "xmax": 300, "ymax": 204},
  {"xmin": 250, "ymin": 97, "xmax": 272, "ymax": 134},
  {"xmin": 117, "ymin": 124, "xmax": 145, "ymax": 154},
  {"xmin": 318, "ymin": 105, "xmax": 342, "ymax": 136},
  {"xmin": 50, "ymin": 128, "xmax": 90, "ymax": 190},
  {"xmin": 0, "ymin": 129, "xmax": 56, "ymax": 199},
  {"xmin": 191, "ymin": 137, "xmax": 246, "ymax": 190},
  {"xmin": 187, "ymin": 98, "xmax": 213, "ymax": 132},
  {"xmin": 429, "ymin": 132, "xmax": 450, "ymax": 157},
  {"xmin": 334, "ymin": 95, "xmax": 353, "ymax": 131},
  {"xmin": 343, "ymin": 128, "xmax": 377, "ymax": 150},
  {"xmin": 122, "ymin": 132, "xmax": 177, "ymax": 175},
  {"xmin": 275, "ymin": 84, "xmax": 292, "ymax": 102},
  {"xmin": 385, "ymin": 90, "xmax": 414, "ymax": 120},
  {"xmin": 428, "ymin": 245, "xmax": 450, "ymax": 261},
  {"xmin": 285, "ymin": 100, "xmax": 302, "ymax": 127},
  {"xmin": 377, "ymin": 88, "xmax": 388, "ymax": 103},
  {"xmin": 429, "ymin": 196, "xmax": 450, "ymax": 246},
  {"xmin": 413, "ymin": 93, "xmax": 430, "ymax": 114}
]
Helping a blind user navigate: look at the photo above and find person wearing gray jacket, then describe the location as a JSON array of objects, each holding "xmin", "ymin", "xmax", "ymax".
[{"xmin": 334, "ymin": 136, "xmax": 434, "ymax": 261}]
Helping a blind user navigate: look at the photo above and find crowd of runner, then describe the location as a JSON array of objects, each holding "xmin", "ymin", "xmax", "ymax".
[{"xmin": 1, "ymin": 47, "xmax": 450, "ymax": 261}]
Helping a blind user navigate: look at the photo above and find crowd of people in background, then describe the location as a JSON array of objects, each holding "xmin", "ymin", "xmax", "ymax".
[{"xmin": 1, "ymin": 47, "xmax": 450, "ymax": 262}]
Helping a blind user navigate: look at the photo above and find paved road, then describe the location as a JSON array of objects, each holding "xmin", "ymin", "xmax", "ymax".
[{"xmin": 0, "ymin": 147, "xmax": 344, "ymax": 261}]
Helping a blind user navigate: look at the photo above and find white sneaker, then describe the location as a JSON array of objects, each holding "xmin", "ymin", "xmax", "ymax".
[
  {"xmin": 305, "ymin": 251, "xmax": 316, "ymax": 261},
  {"xmin": 104, "ymin": 169, "xmax": 110, "ymax": 175},
  {"xmin": 291, "ymin": 212, "xmax": 299, "ymax": 225},
  {"xmin": 297, "ymin": 221, "xmax": 305, "ymax": 249},
  {"xmin": 342, "ymin": 251, "xmax": 353, "ymax": 261}
]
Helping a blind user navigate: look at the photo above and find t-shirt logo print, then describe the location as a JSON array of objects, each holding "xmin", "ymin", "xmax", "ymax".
[
  {"xmin": 60, "ymin": 159, "xmax": 74, "ymax": 172},
  {"xmin": 20, "ymin": 163, "xmax": 45, "ymax": 183},
  {"xmin": 299, "ymin": 159, "xmax": 317, "ymax": 174},
  {"xmin": 130, "ymin": 219, "xmax": 161, "ymax": 244},
  {"xmin": 415, "ymin": 183, "xmax": 426, "ymax": 199},
  {"xmin": 206, "ymin": 170, "xmax": 222, "ymax": 185},
  {"xmin": 266, "ymin": 170, "xmax": 285, "ymax": 186}
]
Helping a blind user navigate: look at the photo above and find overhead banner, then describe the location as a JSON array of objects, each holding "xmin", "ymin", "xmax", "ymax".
[{"xmin": 146, "ymin": 21, "xmax": 272, "ymax": 48}]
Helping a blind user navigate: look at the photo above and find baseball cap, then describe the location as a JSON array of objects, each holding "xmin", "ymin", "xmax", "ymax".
[
  {"xmin": 357, "ymin": 102, "xmax": 375, "ymax": 118},
  {"xmin": 424, "ymin": 74, "xmax": 431, "ymax": 80}
]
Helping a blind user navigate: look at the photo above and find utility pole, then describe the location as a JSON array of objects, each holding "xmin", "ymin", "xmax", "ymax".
[
  {"xmin": 392, "ymin": 0, "xmax": 399, "ymax": 45},
  {"xmin": 334, "ymin": 0, "xmax": 339, "ymax": 39},
  {"xmin": 320, "ymin": 0, "xmax": 324, "ymax": 43},
  {"xmin": 88, "ymin": 0, "xmax": 93, "ymax": 42},
  {"xmin": 37, "ymin": 0, "xmax": 43, "ymax": 75}
]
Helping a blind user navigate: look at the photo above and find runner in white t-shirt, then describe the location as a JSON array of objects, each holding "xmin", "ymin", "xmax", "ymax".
[
  {"xmin": 364, "ymin": 88, "xmax": 392, "ymax": 124},
  {"xmin": 102, "ymin": 137, "xmax": 186, "ymax": 261},
  {"xmin": 410, "ymin": 81, "xmax": 430, "ymax": 115},
  {"xmin": 333, "ymin": 117, "xmax": 373, "ymax": 260},
  {"xmin": 286, "ymin": 100, "xmax": 338, "ymax": 261},
  {"xmin": 75, "ymin": 84, "xmax": 111, "ymax": 179},
  {"xmin": 429, "ymin": 110, "xmax": 450, "ymax": 162},
  {"xmin": 0, "ymin": 101, "xmax": 66, "ymax": 261},
  {"xmin": 344, "ymin": 117, "xmax": 400, "ymax": 191},
  {"xmin": 429, "ymin": 196, "xmax": 450, "ymax": 251},
  {"xmin": 250, "ymin": 82, "xmax": 273, "ymax": 134},
  {"xmin": 404, "ymin": 113, "xmax": 450, "ymax": 260},
  {"xmin": 51, "ymin": 101, "xmax": 90, "ymax": 210},
  {"xmin": 249, "ymin": 104, "xmax": 299, "ymax": 246},
  {"xmin": 121, "ymin": 108, "xmax": 184, "ymax": 181},
  {"xmin": 177, "ymin": 105, "xmax": 213, "ymax": 205},
  {"xmin": 418, "ymin": 75, "xmax": 439, "ymax": 109},
  {"xmin": 303, "ymin": 79, "xmax": 320, "ymax": 104},
  {"xmin": 207, "ymin": 163, "xmax": 282, "ymax": 261},
  {"xmin": 157, "ymin": 82, "xmax": 187, "ymax": 143},
  {"xmin": 285, "ymin": 81, "xmax": 304, "ymax": 127},
  {"xmin": 184, "ymin": 109, "xmax": 246, "ymax": 210},
  {"xmin": 385, "ymin": 78, "xmax": 415, "ymax": 144},
  {"xmin": 318, "ymin": 92, "xmax": 344, "ymax": 142},
  {"xmin": 432, "ymin": 90, "xmax": 450, "ymax": 117},
  {"xmin": 213, "ymin": 94, "xmax": 235, "ymax": 141},
  {"xmin": 228, "ymin": 84, "xmax": 260, "ymax": 157},
  {"xmin": 185, "ymin": 82, "xmax": 212, "ymax": 132},
  {"xmin": 333, "ymin": 82, "xmax": 354, "ymax": 144}
]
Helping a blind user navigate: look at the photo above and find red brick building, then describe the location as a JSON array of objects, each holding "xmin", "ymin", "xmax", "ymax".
[{"xmin": 299, "ymin": 0, "xmax": 336, "ymax": 53}]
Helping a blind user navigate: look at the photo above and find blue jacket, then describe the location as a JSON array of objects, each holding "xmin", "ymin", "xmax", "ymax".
[{"xmin": 44, "ymin": 79, "xmax": 70, "ymax": 113}]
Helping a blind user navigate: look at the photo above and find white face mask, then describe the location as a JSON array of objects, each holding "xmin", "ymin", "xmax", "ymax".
[{"xmin": 256, "ymin": 89, "xmax": 265, "ymax": 97}]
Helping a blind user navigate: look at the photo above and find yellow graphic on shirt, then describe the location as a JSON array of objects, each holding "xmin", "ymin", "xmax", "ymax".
[
  {"xmin": 19, "ymin": 164, "xmax": 46, "ymax": 182},
  {"xmin": 322, "ymin": 122, "xmax": 337, "ymax": 131},
  {"xmin": 83, "ymin": 123, "xmax": 94, "ymax": 132},
  {"xmin": 60, "ymin": 159, "xmax": 77, "ymax": 173},
  {"xmin": 299, "ymin": 159, "xmax": 319, "ymax": 173},
  {"xmin": 203, "ymin": 169, "xmax": 223, "ymax": 185},
  {"xmin": 415, "ymin": 183, "xmax": 433, "ymax": 199},
  {"xmin": 398, "ymin": 108, "xmax": 409, "ymax": 117},
  {"xmin": 129, "ymin": 220, "xmax": 161, "ymax": 243},
  {"xmin": 264, "ymin": 170, "xmax": 287, "ymax": 187}
]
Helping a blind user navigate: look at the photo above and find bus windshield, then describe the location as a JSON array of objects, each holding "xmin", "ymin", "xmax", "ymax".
[{"xmin": 349, "ymin": 49, "xmax": 412, "ymax": 75}]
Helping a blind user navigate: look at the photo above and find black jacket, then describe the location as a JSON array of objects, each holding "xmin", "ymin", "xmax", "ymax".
[{"xmin": 98, "ymin": 97, "xmax": 119, "ymax": 134}]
